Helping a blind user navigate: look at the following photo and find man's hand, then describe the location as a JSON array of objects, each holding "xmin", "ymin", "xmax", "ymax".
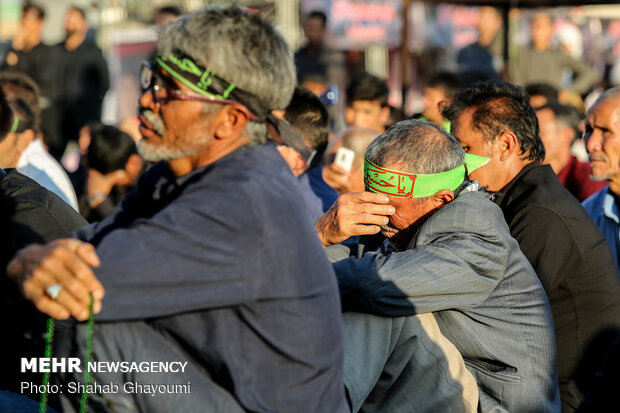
[
  {"xmin": 87, "ymin": 169, "xmax": 128, "ymax": 208},
  {"xmin": 7, "ymin": 239, "xmax": 105, "ymax": 321},
  {"xmin": 322, "ymin": 163, "xmax": 351, "ymax": 194},
  {"xmin": 316, "ymin": 192, "xmax": 395, "ymax": 246}
]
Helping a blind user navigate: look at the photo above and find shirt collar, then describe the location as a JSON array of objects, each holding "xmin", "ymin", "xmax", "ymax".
[{"xmin": 603, "ymin": 187, "xmax": 620, "ymax": 224}]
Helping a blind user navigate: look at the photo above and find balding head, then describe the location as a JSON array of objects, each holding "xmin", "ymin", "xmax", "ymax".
[
  {"xmin": 339, "ymin": 127, "xmax": 379, "ymax": 164},
  {"xmin": 365, "ymin": 119, "xmax": 465, "ymax": 175}
]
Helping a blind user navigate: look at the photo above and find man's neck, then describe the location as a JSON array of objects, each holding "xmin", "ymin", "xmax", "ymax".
[
  {"xmin": 532, "ymin": 42, "xmax": 549, "ymax": 52},
  {"xmin": 65, "ymin": 33, "xmax": 86, "ymax": 51},
  {"xmin": 167, "ymin": 137, "xmax": 250, "ymax": 178},
  {"xmin": 608, "ymin": 175, "xmax": 620, "ymax": 196},
  {"xmin": 23, "ymin": 34, "xmax": 42, "ymax": 51},
  {"xmin": 497, "ymin": 158, "xmax": 533, "ymax": 192},
  {"xmin": 549, "ymin": 152, "xmax": 572, "ymax": 175}
]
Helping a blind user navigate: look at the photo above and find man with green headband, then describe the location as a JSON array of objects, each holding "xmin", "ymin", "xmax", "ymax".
[
  {"xmin": 8, "ymin": 6, "xmax": 347, "ymax": 412},
  {"xmin": 316, "ymin": 119, "xmax": 560, "ymax": 412}
]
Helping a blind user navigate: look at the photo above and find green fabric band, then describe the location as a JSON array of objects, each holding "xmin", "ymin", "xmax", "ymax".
[
  {"xmin": 155, "ymin": 53, "xmax": 236, "ymax": 100},
  {"xmin": 364, "ymin": 153, "xmax": 489, "ymax": 198},
  {"xmin": 10, "ymin": 116, "xmax": 19, "ymax": 133}
]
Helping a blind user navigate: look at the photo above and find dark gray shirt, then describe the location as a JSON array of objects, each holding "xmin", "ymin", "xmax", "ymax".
[{"xmin": 73, "ymin": 144, "xmax": 348, "ymax": 412}]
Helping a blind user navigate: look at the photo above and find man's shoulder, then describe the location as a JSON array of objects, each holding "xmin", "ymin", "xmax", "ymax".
[
  {"xmin": 505, "ymin": 164, "xmax": 582, "ymax": 215},
  {"xmin": 507, "ymin": 165, "xmax": 612, "ymax": 255},
  {"xmin": 190, "ymin": 145, "xmax": 313, "ymax": 223},
  {"xmin": 0, "ymin": 169, "xmax": 86, "ymax": 231},
  {"xmin": 582, "ymin": 186, "xmax": 610, "ymax": 213},
  {"xmin": 420, "ymin": 191, "xmax": 509, "ymax": 240}
]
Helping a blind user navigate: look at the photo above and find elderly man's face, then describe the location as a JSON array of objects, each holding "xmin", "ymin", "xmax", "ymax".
[
  {"xmin": 452, "ymin": 107, "xmax": 504, "ymax": 191},
  {"xmin": 137, "ymin": 68, "xmax": 215, "ymax": 162},
  {"xmin": 584, "ymin": 98, "xmax": 620, "ymax": 181},
  {"xmin": 379, "ymin": 162, "xmax": 440, "ymax": 249}
]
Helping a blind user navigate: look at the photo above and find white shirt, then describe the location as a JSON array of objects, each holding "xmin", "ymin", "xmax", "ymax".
[{"xmin": 17, "ymin": 138, "xmax": 79, "ymax": 210}]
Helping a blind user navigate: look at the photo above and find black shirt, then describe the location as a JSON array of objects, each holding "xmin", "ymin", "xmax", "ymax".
[
  {"xmin": 495, "ymin": 162, "xmax": 620, "ymax": 408},
  {"xmin": 55, "ymin": 39, "xmax": 109, "ymax": 143}
]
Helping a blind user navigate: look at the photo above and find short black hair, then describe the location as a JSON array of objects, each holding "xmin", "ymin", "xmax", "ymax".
[
  {"xmin": 0, "ymin": 88, "xmax": 13, "ymax": 142},
  {"xmin": 525, "ymin": 83, "xmax": 559, "ymax": 106},
  {"xmin": 157, "ymin": 6, "xmax": 182, "ymax": 17},
  {"xmin": 307, "ymin": 10, "xmax": 327, "ymax": 27},
  {"xmin": 443, "ymin": 80, "xmax": 545, "ymax": 163},
  {"xmin": 7, "ymin": 97, "xmax": 34, "ymax": 134},
  {"xmin": 23, "ymin": 4, "xmax": 45, "ymax": 19},
  {"xmin": 346, "ymin": 72, "xmax": 389, "ymax": 107},
  {"xmin": 68, "ymin": 6, "xmax": 86, "ymax": 19},
  {"xmin": 86, "ymin": 124, "xmax": 137, "ymax": 174},
  {"xmin": 427, "ymin": 72, "xmax": 461, "ymax": 99},
  {"xmin": 537, "ymin": 100, "xmax": 582, "ymax": 132},
  {"xmin": 0, "ymin": 71, "xmax": 40, "ymax": 133},
  {"xmin": 285, "ymin": 86, "xmax": 329, "ymax": 156}
]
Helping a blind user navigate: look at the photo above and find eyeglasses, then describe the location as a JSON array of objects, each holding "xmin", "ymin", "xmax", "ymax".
[{"xmin": 139, "ymin": 61, "xmax": 255, "ymax": 120}]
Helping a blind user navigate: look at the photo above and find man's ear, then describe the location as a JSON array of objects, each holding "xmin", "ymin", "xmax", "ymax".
[
  {"xmin": 432, "ymin": 189, "xmax": 455, "ymax": 209},
  {"xmin": 213, "ymin": 104, "xmax": 252, "ymax": 140},
  {"xmin": 15, "ymin": 129, "xmax": 35, "ymax": 152},
  {"xmin": 497, "ymin": 130, "xmax": 520, "ymax": 161},
  {"xmin": 380, "ymin": 106, "xmax": 391, "ymax": 126}
]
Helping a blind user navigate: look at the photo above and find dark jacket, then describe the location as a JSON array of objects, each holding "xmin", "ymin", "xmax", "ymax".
[
  {"xmin": 494, "ymin": 162, "xmax": 620, "ymax": 410},
  {"xmin": 0, "ymin": 169, "xmax": 86, "ymax": 405}
]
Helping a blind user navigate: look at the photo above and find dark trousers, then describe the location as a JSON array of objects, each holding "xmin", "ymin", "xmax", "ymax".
[{"xmin": 54, "ymin": 313, "xmax": 477, "ymax": 413}]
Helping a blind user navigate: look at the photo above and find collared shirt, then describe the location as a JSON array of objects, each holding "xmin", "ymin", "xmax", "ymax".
[
  {"xmin": 17, "ymin": 138, "xmax": 78, "ymax": 210},
  {"xmin": 583, "ymin": 186, "xmax": 620, "ymax": 269},
  {"xmin": 73, "ymin": 144, "xmax": 348, "ymax": 412}
]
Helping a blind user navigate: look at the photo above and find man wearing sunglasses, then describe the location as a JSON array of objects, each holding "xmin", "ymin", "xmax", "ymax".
[{"xmin": 8, "ymin": 6, "xmax": 347, "ymax": 412}]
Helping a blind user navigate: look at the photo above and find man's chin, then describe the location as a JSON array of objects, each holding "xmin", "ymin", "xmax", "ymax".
[
  {"xmin": 589, "ymin": 169, "xmax": 614, "ymax": 181},
  {"xmin": 137, "ymin": 140, "xmax": 184, "ymax": 162}
]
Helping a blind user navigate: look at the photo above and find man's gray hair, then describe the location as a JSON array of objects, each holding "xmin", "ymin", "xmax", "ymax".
[
  {"xmin": 157, "ymin": 6, "xmax": 296, "ymax": 145},
  {"xmin": 589, "ymin": 86, "xmax": 620, "ymax": 123},
  {"xmin": 365, "ymin": 119, "xmax": 465, "ymax": 175}
]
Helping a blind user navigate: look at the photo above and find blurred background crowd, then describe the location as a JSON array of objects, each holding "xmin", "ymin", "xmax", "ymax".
[{"xmin": 0, "ymin": 0, "xmax": 618, "ymax": 218}]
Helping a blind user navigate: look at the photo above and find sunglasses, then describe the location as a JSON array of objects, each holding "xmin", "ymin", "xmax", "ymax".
[{"xmin": 139, "ymin": 61, "xmax": 256, "ymax": 120}]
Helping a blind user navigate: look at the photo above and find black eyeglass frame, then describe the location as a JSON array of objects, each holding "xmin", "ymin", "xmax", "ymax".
[{"xmin": 139, "ymin": 61, "xmax": 257, "ymax": 120}]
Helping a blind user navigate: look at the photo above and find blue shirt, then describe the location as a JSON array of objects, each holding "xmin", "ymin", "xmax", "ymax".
[
  {"xmin": 73, "ymin": 144, "xmax": 348, "ymax": 413},
  {"xmin": 583, "ymin": 186, "xmax": 620, "ymax": 269},
  {"xmin": 304, "ymin": 165, "xmax": 339, "ymax": 212}
]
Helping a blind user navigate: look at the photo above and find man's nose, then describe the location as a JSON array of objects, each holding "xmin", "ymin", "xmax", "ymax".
[
  {"xmin": 585, "ymin": 131, "xmax": 601, "ymax": 154},
  {"xmin": 139, "ymin": 87, "xmax": 157, "ymax": 111}
]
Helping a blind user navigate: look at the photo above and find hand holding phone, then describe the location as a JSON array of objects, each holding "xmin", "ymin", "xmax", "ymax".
[{"xmin": 334, "ymin": 147, "xmax": 355, "ymax": 172}]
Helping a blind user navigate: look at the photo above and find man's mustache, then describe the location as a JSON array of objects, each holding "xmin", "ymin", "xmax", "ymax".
[
  {"xmin": 138, "ymin": 107, "xmax": 165, "ymax": 136},
  {"xmin": 589, "ymin": 154, "xmax": 608, "ymax": 162}
]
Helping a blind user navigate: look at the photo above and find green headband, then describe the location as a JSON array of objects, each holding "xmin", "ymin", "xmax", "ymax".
[
  {"xmin": 155, "ymin": 53, "xmax": 236, "ymax": 100},
  {"xmin": 364, "ymin": 153, "xmax": 489, "ymax": 198},
  {"xmin": 10, "ymin": 117, "xmax": 19, "ymax": 133}
]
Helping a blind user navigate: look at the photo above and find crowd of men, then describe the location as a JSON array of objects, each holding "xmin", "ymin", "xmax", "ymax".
[{"xmin": 0, "ymin": 3, "xmax": 619, "ymax": 413}]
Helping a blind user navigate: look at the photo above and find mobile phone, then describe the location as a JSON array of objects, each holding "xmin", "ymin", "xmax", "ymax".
[{"xmin": 334, "ymin": 147, "xmax": 355, "ymax": 172}]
